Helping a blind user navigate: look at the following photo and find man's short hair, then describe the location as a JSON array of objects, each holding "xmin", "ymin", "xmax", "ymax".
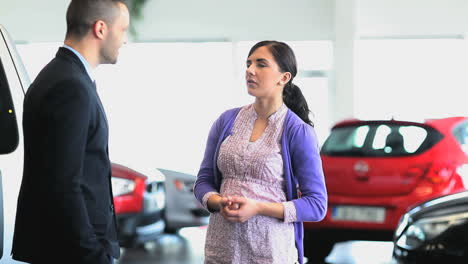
[{"xmin": 66, "ymin": 0, "xmax": 127, "ymax": 40}]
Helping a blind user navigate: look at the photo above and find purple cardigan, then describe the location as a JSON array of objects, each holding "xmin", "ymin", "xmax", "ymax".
[{"xmin": 194, "ymin": 107, "xmax": 328, "ymax": 264}]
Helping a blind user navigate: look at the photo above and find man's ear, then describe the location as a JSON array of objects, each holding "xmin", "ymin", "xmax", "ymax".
[{"xmin": 93, "ymin": 20, "xmax": 107, "ymax": 40}]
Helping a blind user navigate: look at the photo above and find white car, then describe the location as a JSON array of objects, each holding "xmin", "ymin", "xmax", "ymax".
[
  {"xmin": 0, "ymin": 24, "xmax": 31, "ymax": 263},
  {"xmin": 158, "ymin": 168, "xmax": 209, "ymax": 233}
]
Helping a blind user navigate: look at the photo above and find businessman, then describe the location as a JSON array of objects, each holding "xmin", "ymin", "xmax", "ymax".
[{"xmin": 12, "ymin": 0, "xmax": 129, "ymax": 263}]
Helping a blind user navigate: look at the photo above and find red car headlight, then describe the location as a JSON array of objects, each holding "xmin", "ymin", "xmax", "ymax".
[{"xmin": 112, "ymin": 177, "xmax": 136, "ymax": 197}]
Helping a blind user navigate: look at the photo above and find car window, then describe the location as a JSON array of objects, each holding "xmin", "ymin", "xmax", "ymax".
[
  {"xmin": 320, "ymin": 125, "xmax": 369, "ymax": 154},
  {"xmin": 0, "ymin": 58, "xmax": 19, "ymax": 154},
  {"xmin": 452, "ymin": 121, "xmax": 468, "ymax": 155},
  {"xmin": 321, "ymin": 122, "xmax": 442, "ymax": 157},
  {"xmin": 372, "ymin": 125, "xmax": 391, "ymax": 150},
  {"xmin": 399, "ymin": 126, "xmax": 428, "ymax": 153}
]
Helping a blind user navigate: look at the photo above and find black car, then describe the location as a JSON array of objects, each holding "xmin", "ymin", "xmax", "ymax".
[{"xmin": 393, "ymin": 190, "xmax": 468, "ymax": 264}]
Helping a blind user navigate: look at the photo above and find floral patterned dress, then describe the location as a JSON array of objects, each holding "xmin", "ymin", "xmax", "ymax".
[{"xmin": 202, "ymin": 104, "xmax": 298, "ymax": 264}]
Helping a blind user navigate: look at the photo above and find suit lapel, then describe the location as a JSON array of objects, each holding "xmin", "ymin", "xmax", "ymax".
[
  {"xmin": 56, "ymin": 48, "xmax": 109, "ymax": 129},
  {"xmin": 92, "ymin": 81, "xmax": 109, "ymax": 129}
]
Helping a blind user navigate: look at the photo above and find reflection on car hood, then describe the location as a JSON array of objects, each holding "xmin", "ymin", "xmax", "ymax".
[
  {"xmin": 157, "ymin": 168, "xmax": 196, "ymax": 181},
  {"xmin": 132, "ymin": 165, "xmax": 166, "ymax": 182},
  {"xmin": 408, "ymin": 191, "xmax": 468, "ymax": 221}
]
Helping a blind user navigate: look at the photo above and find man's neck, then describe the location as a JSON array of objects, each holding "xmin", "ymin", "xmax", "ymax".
[{"xmin": 64, "ymin": 38, "xmax": 98, "ymax": 68}]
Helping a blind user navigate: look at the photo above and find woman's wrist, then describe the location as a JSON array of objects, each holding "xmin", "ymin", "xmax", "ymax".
[
  {"xmin": 255, "ymin": 201, "xmax": 264, "ymax": 216},
  {"xmin": 207, "ymin": 194, "xmax": 223, "ymax": 212},
  {"xmin": 257, "ymin": 202, "xmax": 285, "ymax": 220}
]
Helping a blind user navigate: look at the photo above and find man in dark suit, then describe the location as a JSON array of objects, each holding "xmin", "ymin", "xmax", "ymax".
[{"xmin": 12, "ymin": 1, "xmax": 129, "ymax": 263}]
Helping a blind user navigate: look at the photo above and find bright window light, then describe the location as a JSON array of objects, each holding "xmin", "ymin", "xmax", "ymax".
[
  {"xmin": 16, "ymin": 40, "xmax": 332, "ymax": 172},
  {"xmin": 355, "ymin": 39, "xmax": 468, "ymax": 121}
]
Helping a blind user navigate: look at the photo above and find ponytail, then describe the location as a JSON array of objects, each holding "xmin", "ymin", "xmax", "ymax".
[{"xmin": 283, "ymin": 82, "xmax": 313, "ymax": 126}]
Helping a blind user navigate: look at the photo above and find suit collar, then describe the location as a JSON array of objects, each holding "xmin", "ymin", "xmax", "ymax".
[
  {"xmin": 56, "ymin": 47, "xmax": 94, "ymax": 84},
  {"xmin": 62, "ymin": 45, "xmax": 95, "ymax": 81}
]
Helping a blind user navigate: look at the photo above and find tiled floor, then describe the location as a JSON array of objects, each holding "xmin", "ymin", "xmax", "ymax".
[{"xmin": 117, "ymin": 227, "xmax": 395, "ymax": 264}]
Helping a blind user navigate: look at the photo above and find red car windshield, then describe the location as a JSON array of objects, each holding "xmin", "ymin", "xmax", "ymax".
[{"xmin": 321, "ymin": 122, "xmax": 444, "ymax": 157}]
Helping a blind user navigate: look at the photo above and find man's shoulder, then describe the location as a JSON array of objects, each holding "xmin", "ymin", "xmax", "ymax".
[
  {"xmin": 26, "ymin": 58, "xmax": 92, "ymax": 105},
  {"xmin": 45, "ymin": 53, "xmax": 86, "ymax": 77},
  {"xmin": 33, "ymin": 55, "xmax": 89, "ymax": 86}
]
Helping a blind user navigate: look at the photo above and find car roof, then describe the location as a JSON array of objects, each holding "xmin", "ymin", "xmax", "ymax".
[
  {"xmin": 332, "ymin": 117, "xmax": 468, "ymax": 133},
  {"xmin": 423, "ymin": 116, "xmax": 468, "ymax": 133}
]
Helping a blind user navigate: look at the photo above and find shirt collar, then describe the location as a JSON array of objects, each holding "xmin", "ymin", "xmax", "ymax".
[
  {"xmin": 249, "ymin": 103, "xmax": 287, "ymax": 122},
  {"xmin": 63, "ymin": 44, "xmax": 95, "ymax": 82}
]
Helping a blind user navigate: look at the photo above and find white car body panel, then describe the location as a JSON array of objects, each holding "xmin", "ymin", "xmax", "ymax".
[{"xmin": 0, "ymin": 24, "xmax": 30, "ymax": 263}]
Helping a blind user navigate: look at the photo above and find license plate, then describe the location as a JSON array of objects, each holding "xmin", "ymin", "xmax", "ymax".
[{"xmin": 332, "ymin": 205, "xmax": 386, "ymax": 223}]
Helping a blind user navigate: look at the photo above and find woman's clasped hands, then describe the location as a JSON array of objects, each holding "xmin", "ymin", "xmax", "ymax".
[{"xmin": 219, "ymin": 196, "xmax": 259, "ymax": 223}]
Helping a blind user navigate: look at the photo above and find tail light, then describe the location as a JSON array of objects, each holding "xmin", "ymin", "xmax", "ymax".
[
  {"xmin": 425, "ymin": 163, "xmax": 455, "ymax": 184},
  {"xmin": 406, "ymin": 163, "xmax": 455, "ymax": 184},
  {"xmin": 112, "ymin": 177, "xmax": 136, "ymax": 197},
  {"xmin": 174, "ymin": 179, "xmax": 194, "ymax": 192},
  {"xmin": 112, "ymin": 174, "xmax": 146, "ymax": 213},
  {"xmin": 408, "ymin": 163, "xmax": 456, "ymax": 197},
  {"xmin": 404, "ymin": 165, "xmax": 428, "ymax": 178},
  {"xmin": 112, "ymin": 175, "xmax": 146, "ymax": 197}
]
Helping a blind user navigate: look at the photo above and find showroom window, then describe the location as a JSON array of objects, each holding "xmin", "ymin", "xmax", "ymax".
[
  {"xmin": 355, "ymin": 38, "xmax": 468, "ymax": 121},
  {"xmin": 16, "ymin": 40, "xmax": 332, "ymax": 172}
]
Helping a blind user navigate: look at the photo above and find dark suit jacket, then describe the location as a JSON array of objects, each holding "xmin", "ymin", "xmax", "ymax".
[{"xmin": 12, "ymin": 48, "xmax": 120, "ymax": 264}]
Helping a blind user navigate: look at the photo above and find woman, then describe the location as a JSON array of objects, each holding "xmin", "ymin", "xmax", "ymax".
[{"xmin": 194, "ymin": 40, "xmax": 327, "ymax": 264}]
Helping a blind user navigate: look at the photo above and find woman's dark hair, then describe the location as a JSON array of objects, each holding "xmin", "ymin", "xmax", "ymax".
[{"xmin": 248, "ymin": 40, "xmax": 313, "ymax": 126}]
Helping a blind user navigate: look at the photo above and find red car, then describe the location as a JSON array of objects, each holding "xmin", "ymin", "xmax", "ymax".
[
  {"xmin": 111, "ymin": 163, "xmax": 166, "ymax": 248},
  {"xmin": 304, "ymin": 117, "xmax": 468, "ymax": 262}
]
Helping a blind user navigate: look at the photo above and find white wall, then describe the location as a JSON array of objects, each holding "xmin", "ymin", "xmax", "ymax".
[
  {"xmin": 4, "ymin": 0, "xmax": 468, "ymax": 43},
  {"xmin": 135, "ymin": 0, "xmax": 334, "ymax": 41},
  {"xmin": 0, "ymin": 0, "xmax": 70, "ymax": 42},
  {"xmin": 357, "ymin": 0, "xmax": 468, "ymax": 37},
  {"xmin": 1, "ymin": 0, "xmax": 334, "ymax": 43}
]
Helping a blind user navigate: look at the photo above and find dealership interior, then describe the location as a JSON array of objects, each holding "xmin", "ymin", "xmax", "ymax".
[{"xmin": 3, "ymin": 0, "xmax": 468, "ymax": 263}]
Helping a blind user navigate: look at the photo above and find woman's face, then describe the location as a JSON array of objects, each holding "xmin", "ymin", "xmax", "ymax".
[{"xmin": 245, "ymin": 46, "xmax": 289, "ymax": 98}]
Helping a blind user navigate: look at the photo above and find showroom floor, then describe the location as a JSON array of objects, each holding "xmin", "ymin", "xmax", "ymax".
[{"xmin": 116, "ymin": 227, "xmax": 395, "ymax": 264}]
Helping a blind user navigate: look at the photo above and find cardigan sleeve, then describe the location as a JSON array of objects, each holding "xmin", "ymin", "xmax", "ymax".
[
  {"xmin": 290, "ymin": 124, "xmax": 328, "ymax": 222},
  {"xmin": 193, "ymin": 114, "xmax": 223, "ymax": 205}
]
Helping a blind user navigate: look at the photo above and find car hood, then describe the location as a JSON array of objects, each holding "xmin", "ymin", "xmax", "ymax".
[
  {"xmin": 407, "ymin": 191, "xmax": 468, "ymax": 221},
  {"xmin": 157, "ymin": 168, "xmax": 196, "ymax": 181},
  {"xmin": 125, "ymin": 165, "xmax": 166, "ymax": 183}
]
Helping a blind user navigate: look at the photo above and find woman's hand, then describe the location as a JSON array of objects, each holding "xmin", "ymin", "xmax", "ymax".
[
  {"xmin": 219, "ymin": 196, "xmax": 286, "ymax": 222},
  {"xmin": 207, "ymin": 194, "xmax": 235, "ymax": 212},
  {"xmin": 219, "ymin": 196, "xmax": 234, "ymax": 209},
  {"xmin": 220, "ymin": 196, "xmax": 259, "ymax": 223}
]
